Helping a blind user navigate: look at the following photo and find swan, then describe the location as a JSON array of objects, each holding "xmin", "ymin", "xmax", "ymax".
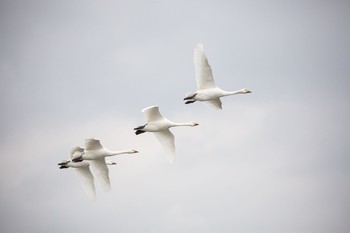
[
  {"xmin": 71, "ymin": 139, "xmax": 138, "ymax": 192},
  {"xmin": 134, "ymin": 105, "xmax": 198, "ymax": 163},
  {"xmin": 58, "ymin": 146, "xmax": 96, "ymax": 200},
  {"xmin": 184, "ymin": 43, "xmax": 251, "ymax": 109}
]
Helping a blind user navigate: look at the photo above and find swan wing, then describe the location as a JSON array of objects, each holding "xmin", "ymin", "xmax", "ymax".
[
  {"xmin": 85, "ymin": 139, "xmax": 103, "ymax": 151},
  {"xmin": 142, "ymin": 105, "xmax": 165, "ymax": 122},
  {"xmin": 204, "ymin": 98, "xmax": 223, "ymax": 110},
  {"xmin": 75, "ymin": 166, "xmax": 96, "ymax": 200},
  {"xmin": 70, "ymin": 146, "xmax": 84, "ymax": 160},
  {"xmin": 194, "ymin": 43, "xmax": 216, "ymax": 90},
  {"xmin": 154, "ymin": 129, "xmax": 175, "ymax": 163},
  {"xmin": 89, "ymin": 158, "xmax": 111, "ymax": 192}
]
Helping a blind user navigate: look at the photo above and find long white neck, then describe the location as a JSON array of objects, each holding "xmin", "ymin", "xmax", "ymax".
[
  {"xmin": 105, "ymin": 149, "xmax": 134, "ymax": 156},
  {"xmin": 222, "ymin": 89, "xmax": 243, "ymax": 96},
  {"xmin": 171, "ymin": 122, "xmax": 195, "ymax": 127}
]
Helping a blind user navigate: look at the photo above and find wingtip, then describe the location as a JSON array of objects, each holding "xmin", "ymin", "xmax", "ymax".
[
  {"xmin": 141, "ymin": 105, "xmax": 159, "ymax": 112},
  {"xmin": 195, "ymin": 43, "xmax": 204, "ymax": 50}
]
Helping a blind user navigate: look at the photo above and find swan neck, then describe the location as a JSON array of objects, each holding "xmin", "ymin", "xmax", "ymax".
[
  {"xmin": 106, "ymin": 150, "xmax": 131, "ymax": 156},
  {"xmin": 173, "ymin": 122, "xmax": 193, "ymax": 127},
  {"xmin": 223, "ymin": 90, "xmax": 242, "ymax": 96}
]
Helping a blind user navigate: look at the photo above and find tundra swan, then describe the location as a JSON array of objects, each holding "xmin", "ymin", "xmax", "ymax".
[
  {"xmin": 184, "ymin": 43, "xmax": 251, "ymax": 109},
  {"xmin": 72, "ymin": 139, "xmax": 138, "ymax": 192},
  {"xmin": 134, "ymin": 105, "xmax": 198, "ymax": 163}
]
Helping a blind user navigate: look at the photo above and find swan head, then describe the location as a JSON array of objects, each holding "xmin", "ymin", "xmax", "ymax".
[
  {"xmin": 240, "ymin": 88, "xmax": 252, "ymax": 94},
  {"xmin": 191, "ymin": 121, "xmax": 199, "ymax": 127}
]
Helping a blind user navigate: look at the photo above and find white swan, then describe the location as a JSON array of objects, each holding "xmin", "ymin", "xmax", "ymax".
[
  {"xmin": 72, "ymin": 139, "xmax": 138, "ymax": 192},
  {"xmin": 134, "ymin": 105, "xmax": 198, "ymax": 163},
  {"xmin": 184, "ymin": 43, "xmax": 251, "ymax": 109},
  {"xmin": 58, "ymin": 146, "xmax": 96, "ymax": 200}
]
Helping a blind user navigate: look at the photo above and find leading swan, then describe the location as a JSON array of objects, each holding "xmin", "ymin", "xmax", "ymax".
[{"xmin": 184, "ymin": 43, "xmax": 251, "ymax": 109}]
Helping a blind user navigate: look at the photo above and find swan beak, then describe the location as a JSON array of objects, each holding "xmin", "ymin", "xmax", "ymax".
[
  {"xmin": 194, "ymin": 122, "xmax": 199, "ymax": 126},
  {"xmin": 247, "ymin": 90, "xmax": 252, "ymax": 93},
  {"xmin": 132, "ymin": 150, "xmax": 139, "ymax": 154}
]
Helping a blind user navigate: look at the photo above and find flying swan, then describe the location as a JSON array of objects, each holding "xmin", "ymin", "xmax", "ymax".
[
  {"xmin": 72, "ymin": 139, "xmax": 138, "ymax": 192},
  {"xmin": 134, "ymin": 105, "xmax": 198, "ymax": 163},
  {"xmin": 184, "ymin": 43, "xmax": 251, "ymax": 109},
  {"xmin": 58, "ymin": 147, "xmax": 118, "ymax": 200}
]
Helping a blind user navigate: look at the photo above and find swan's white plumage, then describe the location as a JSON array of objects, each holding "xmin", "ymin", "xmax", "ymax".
[
  {"xmin": 77, "ymin": 138, "xmax": 138, "ymax": 192},
  {"xmin": 85, "ymin": 138, "xmax": 103, "ymax": 150},
  {"xmin": 89, "ymin": 158, "xmax": 111, "ymax": 192},
  {"xmin": 205, "ymin": 98, "xmax": 222, "ymax": 109},
  {"xmin": 142, "ymin": 105, "xmax": 164, "ymax": 122},
  {"xmin": 61, "ymin": 146, "xmax": 96, "ymax": 200},
  {"xmin": 74, "ymin": 165, "xmax": 96, "ymax": 200},
  {"xmin": 194, "ymin": 43, "xmax": 216, "ymax": 90},
  {"xmin": 135, "ymin": 105, "xmax": 198, "ymax": 163},
  {"xmin": 185, "ymin": 43, "xmax": 251, "ymax": 109}
]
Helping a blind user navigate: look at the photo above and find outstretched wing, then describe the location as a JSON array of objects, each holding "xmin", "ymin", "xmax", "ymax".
[
  {"xmin": 194, "ymin": 43, "xmax": 216, "ymax": 90},
  {"xmin": 154, "ymin": 129, "xmax": 175, "ymax": 164},
  {"xmin": 204, "ymin": 98, "xmax": 223, "ymax": 110},
  {"xmin": 89, "ymin": 158, "xmax": 111, "ymax": 192},
  {"xmin": 85, "ymin": 139, "xmax": 103, "ymax": 151},
  {"xmin": 75, "ymin": 166, "xmax": 96, "ymax": 200},
  {"xmin": 142, "ymin": 105, "xmax": 165, "ymax": 122},
  {"xmin": 70, "ymin": 146, "xmax": 84, "ymax": 160}
]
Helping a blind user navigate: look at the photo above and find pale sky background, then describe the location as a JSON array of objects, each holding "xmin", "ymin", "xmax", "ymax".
[{"xmin": 0, "ymin": 0, "xmax": 349, "ymax": 232}]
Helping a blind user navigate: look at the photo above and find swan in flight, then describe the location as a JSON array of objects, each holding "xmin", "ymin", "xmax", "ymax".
[
  {"xmin": 72, "ymin": 139, "xmax": 138, "ymax": 192},
  {"xmin": 134, "ymin": 105, "xmax": 198, "ymax": 163},
  {"xmin": 184, "ymin": 43, "xmax": 251, "ymax": 109},
  {"xmin": 58, "ymin": 147, "xmax": 118, "ymax": 200}
]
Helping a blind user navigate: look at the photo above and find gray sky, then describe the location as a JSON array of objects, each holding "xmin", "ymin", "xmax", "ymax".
[{"xmin": 1, "ymin": 0, "xmax": 349, "ymax": 232}]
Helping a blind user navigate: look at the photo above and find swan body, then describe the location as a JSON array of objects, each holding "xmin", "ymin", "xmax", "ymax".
[
  {"xmin": 134, "ymin": 105, "xmax": 198, "ymax": 163},
  {"xmin": 71, "ymin": 139, "xmax": 138, "ymax": 192},
  {"xmin": 184, "ymin": 43, "xmax": 251, "ymax": 109}
]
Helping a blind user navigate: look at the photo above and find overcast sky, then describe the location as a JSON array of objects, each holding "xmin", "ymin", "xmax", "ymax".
[{"xmin": 1, "ymin": 0, "xmax": 349, "ymax": 232}]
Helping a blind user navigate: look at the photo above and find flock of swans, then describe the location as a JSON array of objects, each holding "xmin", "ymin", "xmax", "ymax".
[{"xmin": 58, "ymin": 43, "xmax": 252, "ymax": 199}]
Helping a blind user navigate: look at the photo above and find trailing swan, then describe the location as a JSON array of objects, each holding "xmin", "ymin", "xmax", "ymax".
[
  {"xmin": 58, "ymin": 147, "xmax": 118, "ymax": 200},
  {"xmin": 72, "ymin": 139, "xmax": 138, "ymax": 192},
  {"xmin": 184, "ymin": 43, "xmax": 251, "ymax": 109}
]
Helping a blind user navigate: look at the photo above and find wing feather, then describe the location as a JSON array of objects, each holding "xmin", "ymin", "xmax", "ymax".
[
  {"xmin": 89, "ymin": 158, "xmax": 111, "ymax": 192},
  {"xmin": 85, "ymin": 139, "xmax": 103, "ymax": 151},
  {"xmin": 154, "ymin": 129, "xmax": 175, "ymax": 163},
  {"xmin": 142, "ymin": 105, "xmax": 165, "ymax": 122},
  {"xmin": 194, "ymin": 43, "xmax": 216, "ymax": 90},
  {"xmin": 75, "ymin": 166, "xmax": 96, "ymax": 200},
  {"xmin": 204, "ymin": 98, "xmax": 223, "ymax": 110}
]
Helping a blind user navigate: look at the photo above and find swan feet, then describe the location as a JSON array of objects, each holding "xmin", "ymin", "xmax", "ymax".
[
  {"xmin": 184, "ymin": 100, "xmax": 196, "ymax": 104},
  {"xmin": 72, "ymin": 156, "xmax": 83, "ymax": 163},
  {"xmin": 134, "ymin": 125, "xmax": 146, "ymax": 135},
  {"xmin": 135, "ymin": 130, "xmax": 146, "ymax": 135}
]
